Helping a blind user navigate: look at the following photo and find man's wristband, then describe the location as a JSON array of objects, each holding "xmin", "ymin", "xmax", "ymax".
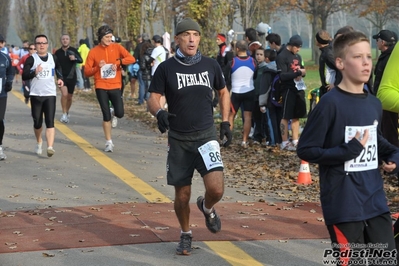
[{"xmin": 155, "ymin": 108, "xmax": 163, "ymax": 117}]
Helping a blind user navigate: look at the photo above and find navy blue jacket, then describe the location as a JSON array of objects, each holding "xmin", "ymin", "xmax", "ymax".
[
  {"xmin": 0, "ymin": 52, "xmax": 14, "ymax": 98},
  {"xmin": 297, "ymin": 87, "xmax": 399, "ymax": 225}
]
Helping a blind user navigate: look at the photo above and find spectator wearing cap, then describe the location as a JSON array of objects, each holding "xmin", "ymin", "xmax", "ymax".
[
  {"xmin": 276, "ymin": 34, "xmax": 307, "ymax": 151},
  {"xmin": 150, "ymin": 35, "xmax": 166, "ymax": 76},
  {"xmin": 150, "ymin": 35, "xmax": 167, "ymax": 109},
  {"xmin": 373, "ymin": 29, "xmax": 398, "ymax": 148},
  {"xmin": 373, "ymin": 30, "xmax": 397, "ymax": 95}
]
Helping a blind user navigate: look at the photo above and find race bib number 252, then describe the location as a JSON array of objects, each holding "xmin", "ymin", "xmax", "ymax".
[{"xmin": 344, "ymin": 125, "xmax": 378, "ymax": 172}]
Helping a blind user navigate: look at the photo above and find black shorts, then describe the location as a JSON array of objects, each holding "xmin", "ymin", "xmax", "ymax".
[
  {"xmin": 230, "ymin": 90, "xmax": 255, "ymax": 114},
  {"xmin": 95, "ymin": 89, "xmax": 124, "ymax": 121},
  {"xmin": 63, "ymin": 79, "xmax": 77, "ymax": 94},
  {"xmin": 281, "ymin": 88, "xmax": 306, "ymax": 120},
  {"xmin": 167, "ymin": 126, "xmax": 224, "ymax": 186},
  {"xmin": 30, "ymin": 96, "xmax": 56, "ymax": 129},
  {"xmin": 327, "ymin": 213, "xmax": 396, "ymax": 265}
]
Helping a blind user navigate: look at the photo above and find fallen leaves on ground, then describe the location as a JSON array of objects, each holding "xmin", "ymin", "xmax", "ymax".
[{"xmin": 221, "ymin": 142, "xmax": 399, "ymax": 214}]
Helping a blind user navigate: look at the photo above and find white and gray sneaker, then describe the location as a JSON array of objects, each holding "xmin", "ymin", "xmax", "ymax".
[
  {"xmin": 0, "ymin": 146, "xmax": 7, "ymax": 160},
  {"xmin": 60, "ymin": 113, "xmax": 69, "ymax": 123},
  {"xmin": 281, "ymin": 142, "xmax": 296, "ymax": 151},
  {"xmin": 104, "ymin": 142, "xmax": 114, "ymax": 152},
  {"xmin": 110, "ymin": 108, "xmax": 117, "ymax": 128},
  {"xmin": 47, "ymin": 147, "xmax": 55, "ymax": 157},
  {"xmin": 35, "ymin": 142, "xmax": 43, "ymax": 155},
  {"xmin": 111, "ymin": 116, "xmax": 118, "ymax": 128}
]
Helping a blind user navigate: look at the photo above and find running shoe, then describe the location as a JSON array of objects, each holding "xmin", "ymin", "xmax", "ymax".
[
  {"xmin": 241, "ymin": 141, "xmax": 248, "ymax": 149},
  {"xmin": 176, "ymin": 233, "xmax": 192, "ymax": 255},
  {"xmin": 111, "ymin": 116, "xmax": 118, "ymax": 128},
  {"xmin": 104, "ymin": 142, "xmax": 114, "ymax": 152},
  {"xmin": 0, "ymin": 146, "xmax": 6, "ymax": 160},
  {"xmin": 35, "ymin": 142, "xmax": 42, "ymax": 155},
  {"xmin": 196, "ymin": 196, "xmax": 221, "ymax": 233},
  {"xmin": 47, "ymin": 147, "xmax": 55, "ymax": 157},
  {"xmin": 60, "ymin": 113, "xmax": 69, "ymax": 123},
  {"xmin": 286, "ymin": 142, "xmax": 296, "ymax": 151}
]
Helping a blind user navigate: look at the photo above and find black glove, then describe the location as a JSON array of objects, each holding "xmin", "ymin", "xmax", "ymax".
[
  {"xmin": 156, "ymin": 110, "xmax": 176, "ymax": 133},
  {"xmin": 220, "ymin": 121, "xmax": 232, "ymax": 147},
  {"xmin": 5, "ymin": 83, "xmax": 12, "ymax": 92}
]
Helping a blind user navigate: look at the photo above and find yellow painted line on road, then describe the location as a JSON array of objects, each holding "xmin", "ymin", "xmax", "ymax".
[
  {"xmin": 205, "ymin": 241, "xmax": 264, "ymax": 266},
  {"xmin": 12, "ymin": 91, "xmax": 171, "ymax": 203}
]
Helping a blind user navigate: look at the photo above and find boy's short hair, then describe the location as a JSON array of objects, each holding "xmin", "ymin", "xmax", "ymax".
[
  {"xmin": 333, "ymin": 31, "xmax": 369, "ymax": 59},
  {"xmin": 264, "ymin": 49, "xmax": 276, "ymax": 61},
  {"xmin": 266, "ymin": 33, "xmax": 281, "ymax": 46},
  {"xmin": 255, "ymin": 47, "xmax": 264, "ymax": 54},
  {"xmin": 334, "ymin": 25, "xmax": 355, "ymax": 39}
]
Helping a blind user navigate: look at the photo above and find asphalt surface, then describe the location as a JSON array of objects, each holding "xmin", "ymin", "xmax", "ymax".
[{"xmin": 0, "ymin": 86, "xmax": 331, "ymax": 266}]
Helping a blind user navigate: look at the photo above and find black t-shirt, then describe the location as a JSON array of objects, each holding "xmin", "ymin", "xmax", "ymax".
[{"xmin": 149, "ymin": 56, "xmax": 225, "ymax": 133}]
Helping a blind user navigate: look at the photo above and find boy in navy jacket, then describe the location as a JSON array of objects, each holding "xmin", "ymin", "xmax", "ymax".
[{"xmin": 297, "ymin": 31, "xmax": 399, "ymax": 265}]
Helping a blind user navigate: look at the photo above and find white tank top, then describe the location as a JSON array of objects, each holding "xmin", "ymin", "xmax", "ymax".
[{"xmin": 30, "ymin": 53, "xmax": 56, "ymax": 96}]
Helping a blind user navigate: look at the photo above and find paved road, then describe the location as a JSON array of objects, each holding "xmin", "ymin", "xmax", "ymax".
[{"xmin": 0, "ymin": 87, "xmax": 330, "ymax": 266}]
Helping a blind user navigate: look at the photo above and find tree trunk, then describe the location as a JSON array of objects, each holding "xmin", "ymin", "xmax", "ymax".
[{"xmin": 311, "ymin": 14, "xmax": 319, "ymax": 63}]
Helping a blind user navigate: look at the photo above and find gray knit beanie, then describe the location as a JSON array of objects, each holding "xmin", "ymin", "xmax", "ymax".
[{"xmin": 175, "ymin": 18, "xmax": 201, "ymax": 36}]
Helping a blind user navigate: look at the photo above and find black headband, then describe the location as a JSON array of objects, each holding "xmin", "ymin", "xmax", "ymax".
[{"xmin": 316, "ymin": 32, "xmax": 329, "ymax": 45}]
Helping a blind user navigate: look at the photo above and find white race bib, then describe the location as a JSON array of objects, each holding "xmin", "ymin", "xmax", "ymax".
[
  {"xmin": 101, "ymin": 64, "xmax": 116, "ymax": 79},
  {"xmin": 295, "ymin": 78, "xmax": 306, "ymax": 91},
  {"xmin": 37, "ymin": 64, "xmax": 53, "ymax": 80},
  {"xmin": 198, "ymin": 140, "xmax": 223, "ymax": 171},
  {"xmin": 344, "ymin": 125, "xmax": 378, "ymax": 172},
  {"xmin": 0, "ymin": 78, "xmax": 2, "ymax": 93}
]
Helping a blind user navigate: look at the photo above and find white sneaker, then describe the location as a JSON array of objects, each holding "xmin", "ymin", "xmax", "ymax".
[
  {"xmin": 0, "ymin": 146, "xmax": 6, "ymax": 160},
  {"xmin": 241, "ymin": 141, "xmax": 248, "ymax": 149},
  {"xmin": 111, "ymin": 116, "xmax": 118, "ymax": 128},
  {"xmin": 60, "ymin": 113, "xmax": 69, "ymax": 123},
  {"xmin": 35, "ymin": 142, "xmax": 42, "ymax": 155},
  {"xmin": 281, "ymin": 142, "xmax": 296, "ymax": 151},
  {"xmin": 104, "ymin": 142, "xmax": 114, "ymax": 152},
  {"xmin": 47, "ymin": 147, "xmax": 55, "ymax": 157},
  {"xmin": 249, "ymin": 127, "xmax": 254, "ymax": 138}
]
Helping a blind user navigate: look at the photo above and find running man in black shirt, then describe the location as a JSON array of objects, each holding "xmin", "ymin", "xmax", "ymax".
[
  {"xmin": 54, "ymin": 34, "xmax": 82, "ymax": 123},
  {"xmin": 147, "ymin": 18, "xmax": 232, "ymax": 255}
]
